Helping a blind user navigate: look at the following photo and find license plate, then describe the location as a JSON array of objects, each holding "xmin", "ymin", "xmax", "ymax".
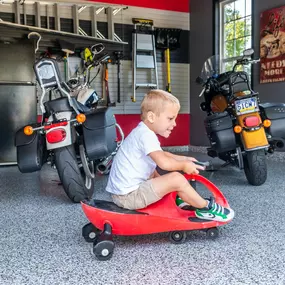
[{"xmin": 235, "ymin": 97, "xmax": 259, "ymax": 115}]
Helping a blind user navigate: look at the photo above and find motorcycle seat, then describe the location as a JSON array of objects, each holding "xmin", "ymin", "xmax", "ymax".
[
  {"xmin": 71, "ymin": 98, "xmax": 90, "ymax": 113},
  {"xmin": 229, "ymin": 71, "xmax": 255, "ymax": 95}
]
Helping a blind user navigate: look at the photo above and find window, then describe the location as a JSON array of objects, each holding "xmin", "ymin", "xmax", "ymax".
[{"xmin": 220, "ymin": 0, "xmax": 252, "ymax": 74}]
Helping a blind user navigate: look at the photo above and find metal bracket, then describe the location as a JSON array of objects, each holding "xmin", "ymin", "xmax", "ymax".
[
  {"xmin": 72, "ymin": 3, "xmax": 127, "ymax": 42},
  {"xmin": 5, "ymin": 0, "xmax": 127, "ymax": 42}
]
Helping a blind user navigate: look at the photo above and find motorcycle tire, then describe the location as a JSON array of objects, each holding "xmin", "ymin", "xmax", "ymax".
[
  {"xmin": 243, "ymin": 150, "xmax": 267, "ymax": 186},
  {"xmin": 54, "ymin": 145, "xmax": 95, "ymax": 203}
]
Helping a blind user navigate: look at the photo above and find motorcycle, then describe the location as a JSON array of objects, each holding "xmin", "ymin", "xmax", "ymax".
[
  {"xmin": 66, "ymin": 44, "xmax": 124, "ymax": 175},
  {"xmin": 15, "ymin": 33, "xmax": 123, "ymax": 202},
  {"xmin": 196, "ymin": 48, "xmax": 285, "ymax": 186}
]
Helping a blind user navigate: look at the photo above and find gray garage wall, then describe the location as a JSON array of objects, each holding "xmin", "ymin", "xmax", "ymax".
[
  {"xmin": 0, "ymin": 4, "xmax": 190, "ymax": 116},
  {"xmin": 190, "ymin": 0, "xmax": 285, "ymax": 146},
  {"xmin": 190, "ymin": 0, "xmax": 214, "ymax": 146}
]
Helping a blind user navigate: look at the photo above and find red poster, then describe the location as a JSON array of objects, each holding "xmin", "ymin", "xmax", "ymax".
[{"xmin": 260, "ymin": 5, "xmax": 285, "ymax": 83}]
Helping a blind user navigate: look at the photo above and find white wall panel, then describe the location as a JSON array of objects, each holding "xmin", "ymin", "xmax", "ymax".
[{"xmin": 118, "ymin": 7, "xmax": 189, "ymax": 30}]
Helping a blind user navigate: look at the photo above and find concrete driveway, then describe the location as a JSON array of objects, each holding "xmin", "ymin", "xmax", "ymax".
[{"xmin": 0, "ymin": 149, "xmax": 284, "ymax": 285}]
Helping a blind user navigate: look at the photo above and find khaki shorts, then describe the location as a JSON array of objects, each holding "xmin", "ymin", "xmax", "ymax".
[{"xmin": 111, "ymin": 180, "xmax": 161, "ymax": 210}]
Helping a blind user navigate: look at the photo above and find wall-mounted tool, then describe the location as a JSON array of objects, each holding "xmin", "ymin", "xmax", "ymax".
[
  {"xmin": 155, "ymin": 28, "xmax": 181, "ymax": 93},
  {"xmin": 113, "ymin": 51, "xmax": 124, "ymax": 103},
  {"xmin": 58, "ymin": 40, "xmax": 75, "ymax": 81},
  {"xmin": 102, "ymin": 60, "xmax": 116, "ymax": 107},
  {"xmin": 81, "ymin": 47, "xmax": 93, "ymax": 67}
]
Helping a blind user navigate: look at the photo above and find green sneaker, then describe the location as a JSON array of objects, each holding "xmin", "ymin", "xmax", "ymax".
[
  {"xmin": 176, "ymin": 196, "xmax": 188, "ymax": 208},
  {"xmin": 176, "ymin": 195, "xmax": 197, "ymax": 211},
  {"xmin": 195, "ymin": 197, "xmax": 235, "ymax": 222}
]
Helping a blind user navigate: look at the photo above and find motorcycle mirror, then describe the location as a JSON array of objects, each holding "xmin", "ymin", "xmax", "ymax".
[
  {"xmin": 200, "ymin": 102, "xmax": 208, "ymax": 111},
  {"xmin": 196, "ymin": 76, "xmax": 204, "ymax": 85},
  {"xmin": 243, "ymin": 48, "xmax": 254, "ymax": 57},
  {"xmin": 91, "ymin": 43, "xmax": 105, "ymax": 55}
]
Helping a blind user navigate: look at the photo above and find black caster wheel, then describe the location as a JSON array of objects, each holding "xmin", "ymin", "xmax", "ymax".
[
  {"xmin": 93, "ymin": 240, "xmax": 115, "ymax": 261},
  {"xmin": 206, "ymin": 227, "xmax": 219, "ymax": 239},
  {"xmin": 82, "ymin": 223, "xmax": 100, "ymax": 243},
  {"xmin": 169, "ymin": 231, "xmax": 187, "ymax": 244}
]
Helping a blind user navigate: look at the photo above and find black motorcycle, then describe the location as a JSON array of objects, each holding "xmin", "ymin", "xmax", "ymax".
[
  {"xmin": 196, "ymin": 48, "xmax": 285, "ymax": 186},
  {"xmin": 15, "ymin": 34, "xmax": 121, "ymax": 202}
]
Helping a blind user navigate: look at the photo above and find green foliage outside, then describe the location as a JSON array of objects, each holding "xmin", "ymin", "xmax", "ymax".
[{"xmin": 224, "ymin": 6, "xmax": 251, "ymax": 71}]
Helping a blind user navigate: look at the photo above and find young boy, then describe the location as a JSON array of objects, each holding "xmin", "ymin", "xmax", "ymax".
[{"xmin": 106, "ymin": 90, "xmax": 234, "ymax": 222}]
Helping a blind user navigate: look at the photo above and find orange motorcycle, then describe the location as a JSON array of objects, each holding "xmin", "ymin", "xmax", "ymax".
[{"xmin": 196, "ymin": 48, "xmax": 285, "ymax": 186}]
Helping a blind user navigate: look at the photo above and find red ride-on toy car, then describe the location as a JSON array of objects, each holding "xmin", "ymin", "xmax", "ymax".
[{"xmin": 81, "ymin": 173, "xmax": 233, "ymax": 261}]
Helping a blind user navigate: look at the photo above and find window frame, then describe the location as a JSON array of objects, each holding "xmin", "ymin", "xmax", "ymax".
[{"xmin": 219, "ymin": 0, "xmax": 253, "ymax": 73}]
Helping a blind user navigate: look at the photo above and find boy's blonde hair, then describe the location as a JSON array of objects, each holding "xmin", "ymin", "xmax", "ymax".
[{"xmin": 141, "ymin": 90, "xmax": 180, "ymax": 120}]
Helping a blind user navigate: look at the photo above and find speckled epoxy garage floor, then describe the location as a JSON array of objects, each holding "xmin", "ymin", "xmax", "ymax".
[{"xmin": 1, "ymin": 149, "xmax": 285, "ymax": 285}]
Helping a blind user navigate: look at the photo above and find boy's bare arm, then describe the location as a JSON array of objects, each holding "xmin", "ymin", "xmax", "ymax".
[
  {"xmin": 164, "ymin": 151, "xmax": 197, "ymax": 162},
  {"xmin": 149, "ymin": 151, "xmax": 203, "ymax": 174}
]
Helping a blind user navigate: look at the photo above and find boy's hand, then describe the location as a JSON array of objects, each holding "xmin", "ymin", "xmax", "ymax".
[
  {"xmin": 149, "ymin": 151, "xmax": 205, "ymax": 173},
  {"xmin": 185, "ymin": 156, "xmax": 198, "ymax": 162},
  {"xmin": 182, "ymin": 161, "xmax": 202, "ymax": 174},
  {"xmin": 185, "ymin": 157, "xmax": 206, "ymax": 171}
]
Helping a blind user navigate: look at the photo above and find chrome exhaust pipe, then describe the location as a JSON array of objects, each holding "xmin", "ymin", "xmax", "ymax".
[
  {"xmin": 96, "ymin": 154, "xmax": 113, "ymax": 175},
  {"xmin": 96, "ymin": 123, "xmax": 125, "ymax": 175}
]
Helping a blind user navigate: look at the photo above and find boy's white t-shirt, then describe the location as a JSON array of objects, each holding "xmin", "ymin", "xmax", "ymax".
[{"xmin": 106, "ymin": 121, "xmax": 162, "ymax": 195}]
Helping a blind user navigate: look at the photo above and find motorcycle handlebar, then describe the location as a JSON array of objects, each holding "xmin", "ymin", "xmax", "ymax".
[
  {"xmin": 235, "ymin": 58, "xmax": 260, "ymax": 67},
  {"xmin": 249, "ymin": 58, "xmax": 260, "ymax": 64},
  {"xmin": 194, "ymin": 160, "xmax": 210, "ymax": 168},
  {"xmin": 198, "ymin": 57, "xmax": 260, "ymax": 98},
  {"xmin": 90, "ymin": 43, "xmax": 105, "ymax": 55},
  {"xmin": 87, "ymin": 54, "xmax": 110, "ymax": 70}
]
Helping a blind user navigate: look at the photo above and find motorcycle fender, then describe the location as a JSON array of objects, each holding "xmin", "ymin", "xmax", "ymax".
[
  {"xmin": 237, "ymin": 113, "xmax": 269, "ymax": 150},
  {"xmin": 46, "ymin": 112, "xmax": 73, "ymax": 150}
]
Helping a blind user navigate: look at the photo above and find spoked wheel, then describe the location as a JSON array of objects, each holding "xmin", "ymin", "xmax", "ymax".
[
  {"xmin": 169, "ymin": 231, "xmax": 187, "ymax": 244},
  {"xmin": 93, "ymin": 240, "xmax": 115, "ymax": 261},
  {"xmin": 206, "ymin": 227, "xmax": 219, "ymax": 239},
  {"xmin": 82, "ymin": 223, "xmax": 100, "ymax": 243}
]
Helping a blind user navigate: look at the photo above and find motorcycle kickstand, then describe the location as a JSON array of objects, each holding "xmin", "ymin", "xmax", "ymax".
[{"xmin": 221, "ymin": 161, "xmax": 231, "ymax": 168}]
